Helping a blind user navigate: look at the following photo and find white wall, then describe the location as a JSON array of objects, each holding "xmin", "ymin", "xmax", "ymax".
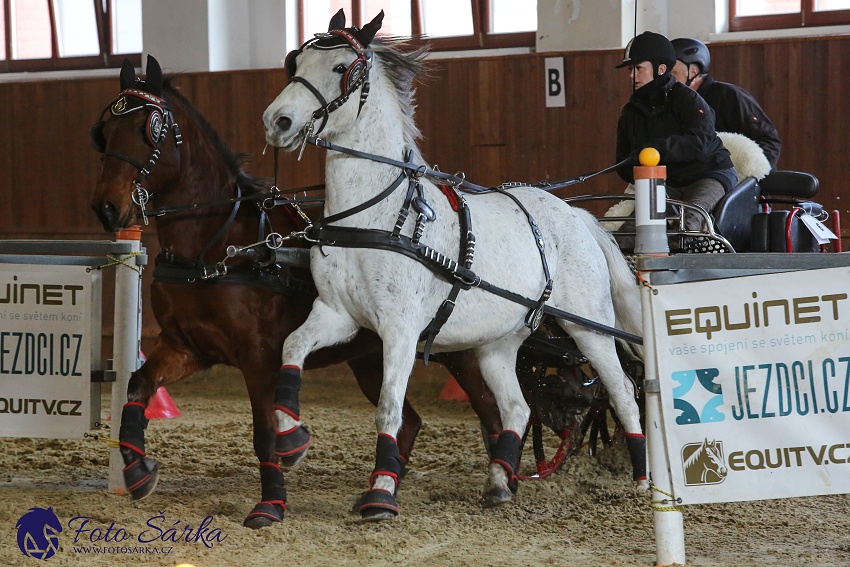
[
  {"xmin": 537, "ymin": 0, "xmax": 727, "ymax": 53},
  {"xmin": 142, "ymin": 0, "xmax": 210, "ymax": 73},
  {"xmin": 141, "ymin": 0, "xmax": 730, "ymax": 73},
  {"xmin": 143, "ymin": 0, "xmax": 288, "ymax": 73}
]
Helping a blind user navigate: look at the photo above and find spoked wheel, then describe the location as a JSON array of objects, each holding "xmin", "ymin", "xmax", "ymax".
[
  {"xmin": 516, "ymin": 372, "xmax": 617, "ymax": 480},
  {"xmin": 515, "ymin": 317, "xmax": 644, "ymax": 481}
]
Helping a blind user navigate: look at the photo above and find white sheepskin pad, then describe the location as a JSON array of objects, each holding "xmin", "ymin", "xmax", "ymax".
[
  {"xmin": 717, "ymin": 131, "xmax": 771, "ymax": 181},
  {"xmin": 600, "ymin": 184, "xmax": 635, "ymax": 231}
]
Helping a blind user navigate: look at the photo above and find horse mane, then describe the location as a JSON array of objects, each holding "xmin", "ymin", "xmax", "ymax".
[
  {"xmin": 370, "ymin": 37, "xmax": 430, "ymax": 150},
  {"xmin": 161, "ymin": 77, "xmax": 269, "ymax": 196},
  {"xmin": 683, "ymin": 443, "xmax": 704, "ymax": 469}
]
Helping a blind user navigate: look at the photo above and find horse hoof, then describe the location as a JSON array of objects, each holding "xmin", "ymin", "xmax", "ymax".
[
  {"xmin": 124, "ymin": 458, "xmax": 160, "ymax": 500},
  {"xmin": 356, "ymin": 489, "xmax": 399, "ymax": 522},
  {"xmin": 276, "ymin": 425, "xmax": 312, "ymax": 467},
  {"xmin": 243, "ymin": 501, "xmax": 285, "ymax": 529},
  {"xmin": 481, "ymin": 486, "xmax": 513, "ymax": 508}
]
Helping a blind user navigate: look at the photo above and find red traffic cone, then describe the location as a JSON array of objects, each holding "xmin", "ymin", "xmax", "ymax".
[
  {"xmin": 439, "ymin": 376, "xmax": 469, "ymax": 402},
  {"xmin": 145, "ymin": 387, "xmax": 181, "ymax": 419}
]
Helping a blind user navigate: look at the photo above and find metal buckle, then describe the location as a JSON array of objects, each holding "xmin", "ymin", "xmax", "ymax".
[
  {"xmin": 132, "ymin": 183, "xmax": 151, "ymax": 225},
  {"xmin": 201, "ymin": 263, "xmax": 227, "ymax": 280},
  {"xmin": 297, "ymin": 121, "xmax": 316, "ymax": 161}
]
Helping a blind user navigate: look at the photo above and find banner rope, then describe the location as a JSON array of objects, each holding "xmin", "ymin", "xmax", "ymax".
[
  {"xmin": 88, "ymin": 251, "xmax": 144, "ymax": 276},
  {"xmin": 650, "ymin": 484, "xmax": 683, "ymax": 512}
]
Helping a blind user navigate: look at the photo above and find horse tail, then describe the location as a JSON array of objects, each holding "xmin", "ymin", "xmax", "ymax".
[{"xmin": 573, "ymin": 208, "xmax": 643, "ymax": 353}]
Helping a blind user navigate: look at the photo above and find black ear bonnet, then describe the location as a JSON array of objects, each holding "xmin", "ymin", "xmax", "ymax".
[{"xmin": 90, "ymin": 88, "xmax": 174, "ymax": 153}]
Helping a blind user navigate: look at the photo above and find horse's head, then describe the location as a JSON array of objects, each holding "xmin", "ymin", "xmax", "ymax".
[
  {"xmin": 703, "ymin": 438, "xmax": 728, "ymax": 477},
  {"xmin": 90, "ymin": 55, "xmax": 183, "ymax": 232},
  {"xmin": 263, "ymin": 9, "xmax": 384, "ymax": 150}
]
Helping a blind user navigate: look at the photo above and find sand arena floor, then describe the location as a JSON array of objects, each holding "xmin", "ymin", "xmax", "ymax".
[{"xmin": 1, "ymin": 363, "xmax": 849, "ymax": 566}]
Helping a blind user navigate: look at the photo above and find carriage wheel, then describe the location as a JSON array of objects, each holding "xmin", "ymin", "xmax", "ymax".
[
  {"xmin": 516, "ymin": 403, "xmax": 616, "ymax": 480},
  {"xmin": 515, "ymin": 328, "xmax": 644, "ymax": 481}
]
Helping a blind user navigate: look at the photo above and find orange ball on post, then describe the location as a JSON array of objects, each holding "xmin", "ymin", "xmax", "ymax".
[{"xmin": 639, "ymin": 147, "xmax": 661, "ymax": 167}]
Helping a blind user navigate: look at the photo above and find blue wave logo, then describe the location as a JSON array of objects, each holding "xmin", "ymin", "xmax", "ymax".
[
  {"xmin": 671, "ymin": 368, "xmax": 725, "ymax": 425},
  {"xmin": 16, "ymin": 507, "xmax": 63, "ymax": 560}
]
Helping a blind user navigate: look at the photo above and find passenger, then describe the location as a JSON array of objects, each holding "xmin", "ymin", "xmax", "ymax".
[
  {"xmin": 671, "ymin": 37, "xmax": 781, "ymax": 169},
  {"xmin": 615, "ymin": 31, "xmax": 738, "ymax": 233}
]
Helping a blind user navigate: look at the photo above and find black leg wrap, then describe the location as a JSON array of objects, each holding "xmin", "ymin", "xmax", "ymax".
[
  {"xmin": 275, "ymin": 366, "xmax": 302, "ymax": 416},
  {"xmin": 275, "ymin": 366, "xmax": 312, "ymax": 467},
  {"xmin": 118, "ymin": 402, "xmax": 148, "ymax": 456},
  {"xmin": 356, "ymin": 435, "xmax": 403, "ymax": 521},
  {"xmin": 625, "ymin": 433, "xmax": 648, "ymax": 481},
  {"xmin": 371, "ymin": 434, "xmax": 404, "ymax": 487},
  {"xmin": 490, "ymin": 431, "xmax": 523, "ymax": 491},
  {"xmin": 244, "ymin": 462, "xmax": 287, "ymax": 529},
  {"xmin": 119, "ymin": 402, "xmax": 159, "ymax": 500}
]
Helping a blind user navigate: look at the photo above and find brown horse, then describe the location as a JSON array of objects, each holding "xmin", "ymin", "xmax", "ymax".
[{"xmin": 89, "ymin": 56, "xmax": 501, "ymax": 528}]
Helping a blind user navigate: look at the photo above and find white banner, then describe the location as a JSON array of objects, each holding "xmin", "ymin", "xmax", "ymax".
[
  {"xmin": 649, "ymin": 266, "xmax": 850, "ymax": 504},
  {"xmin": 0, "ymin": 265, "xmax": 92, "ymax": 438}
]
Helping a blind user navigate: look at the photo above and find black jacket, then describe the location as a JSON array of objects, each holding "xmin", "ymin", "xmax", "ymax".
[
  {"xmin": 697, "ymin": 75, "xmax": 781, "ymax": 169},
  {"xmin": 616, "ymin": 73, "xmax": 736, "ymax": 191}
]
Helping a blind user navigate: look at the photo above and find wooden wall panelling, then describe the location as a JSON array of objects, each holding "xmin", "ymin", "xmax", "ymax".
[
  {"xmin": 0, "ymin": 83, "xmax": 12, "ymax": 231},
  {"xmin": 418, "ymin": 59, "xmax": 475, "ymax": 182},
  {"xmin": 8, "ymin": 82, "xmax": 45, "ymax": 232},
  {"xmin": 823, "ymin": 39, "xmax": 850, "ymax": 225},
  {"xmin": 468, "ymin": 57, "xmax": 508, "ymax": 186},
  {"xmin": 511, "ymin": 54, "xmax": 546, "ymax": 184}
]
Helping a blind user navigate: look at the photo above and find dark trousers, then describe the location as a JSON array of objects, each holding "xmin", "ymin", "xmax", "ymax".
[{"xmin": 667, "ymin": 178, "xmax": 727, "ymax": 232}]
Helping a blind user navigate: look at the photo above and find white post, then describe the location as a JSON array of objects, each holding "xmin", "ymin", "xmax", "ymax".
[
  {"xmin": 634, "ymin": 150, "xmax": 686, "ymax": 566},
  {"xmin": 641, "ymin": 287, "xmax": 686, "ymax": 566},
  {"xmin": 108, "ymin": 227, "xmax": 144, "ymax": 493}
]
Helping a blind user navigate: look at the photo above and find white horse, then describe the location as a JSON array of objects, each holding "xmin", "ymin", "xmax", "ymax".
[{"xmin": 263, "ymin": 10, "xmax": 646, "ymax": 520}]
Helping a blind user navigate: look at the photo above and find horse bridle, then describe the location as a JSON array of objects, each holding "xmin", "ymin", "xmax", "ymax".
[
  {"xmin": 284, "ymin": 28, "xmax": 373, "ymax": 158},
  {"xmin": 91, "ymin": 87, "xmax": 183, "ymax": 225}
]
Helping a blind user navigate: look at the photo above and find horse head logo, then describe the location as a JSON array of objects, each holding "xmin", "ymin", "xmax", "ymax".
[
  {"xmin": 682, "ymin": 438, "xmax": 728, "ymax": 486},
  {"xmin": 16, "ymin": 506, "xmax": 63, "ymax": 560}
]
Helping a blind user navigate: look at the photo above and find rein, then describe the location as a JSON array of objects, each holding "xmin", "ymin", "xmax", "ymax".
[
  {"xmin": 141, "ymin": 189, "xmax": 324, "ymax": 219},
  {"xmin": 306, "ymin": 136, "xmax": 629, "ymax": 194}
]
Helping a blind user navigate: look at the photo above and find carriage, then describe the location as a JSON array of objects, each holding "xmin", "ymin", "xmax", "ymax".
[{"xmin": 89, "ymin": 10, "xmax": 839, "ymax": 528}]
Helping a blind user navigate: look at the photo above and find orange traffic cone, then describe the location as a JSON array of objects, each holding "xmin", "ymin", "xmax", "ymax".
[
  {"xmin": 439, "ymin": 376, "xmax": 469, "ymax": 402},
  {"xmin": 145, "ymin": 387, "xmax": 181, "ymax": 419}
]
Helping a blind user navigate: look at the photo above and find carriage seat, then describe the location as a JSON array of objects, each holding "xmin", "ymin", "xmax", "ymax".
[
  {"xmin": 712, "ymin": 176, "xmax": 760, "ymax": 252},
  {"xmin": 758, "ymin": 170, "xmax": 819, "ymax": 199},
  {"xmin": 749, "ymin": 170, "xmax": 823, "ymax": 253}
]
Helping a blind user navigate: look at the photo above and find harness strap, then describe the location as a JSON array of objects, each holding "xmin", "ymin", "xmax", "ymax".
[
  {"xmin": 198, "ymin": 183, "xmax": 242, "ymax": 265},
  {"xmin": 153, "ymin": 255, "xmax": 317, "ymax": 298},
  {"xmin": 488, "ymin": 186, "xmax": 553, "ymax": 331},
  {"xmin": 105, "ymin": 150, "xmax": 146, "ymax": 170},
  {"xmin": 420, "ymin": 189, "xmax": 473, "ymax": 363},
  {"xmin": 290, "ymin": 76, "xmax": 330, "ymax": 135},
  {"xmin": 320, "ymin": 170, "xmax": 407, "ymax": 226},
  {"xmin": 306, "ymin": 225, "xmax": 642, "ymax": 345}
]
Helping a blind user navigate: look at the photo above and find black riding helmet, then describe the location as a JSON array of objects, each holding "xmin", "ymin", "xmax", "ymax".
[
  {"xmin": 615, "ymin": 31, "xmax": 677, "ymax": 76},
  {"xmin": 671, "ymin": 37, "xmax": 711, "ymax": 74}
]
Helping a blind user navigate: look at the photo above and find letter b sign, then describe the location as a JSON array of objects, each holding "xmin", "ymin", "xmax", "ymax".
[{"xmin": 545, "ymin": 57, "xmax": 565, "ymax": 108}]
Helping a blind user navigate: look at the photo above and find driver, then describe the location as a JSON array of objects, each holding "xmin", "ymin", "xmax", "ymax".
[
  {"xmin": 671, "ymin": 37, "xmax": 781, "ymax": 169},
  {"xmin": 615, "ymin": 31, "xmax": 738, "ymax": 233}
]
